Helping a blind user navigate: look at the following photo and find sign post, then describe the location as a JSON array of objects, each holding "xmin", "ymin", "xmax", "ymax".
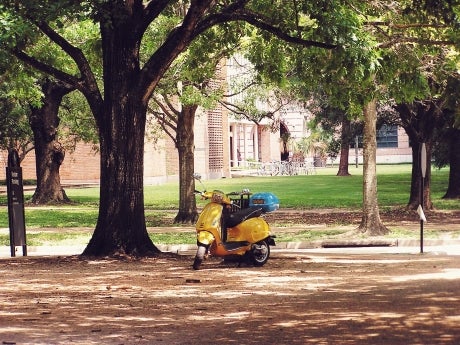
[
  {"xmin": 419, "ymin": 143, "xmax": 427, "ymax": 254},
  {"xmin": 6, "ymin": 149, "xmax": 27, "ymax": 257}
]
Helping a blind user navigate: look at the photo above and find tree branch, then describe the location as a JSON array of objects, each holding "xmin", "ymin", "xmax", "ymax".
[
  {"xmin": 219, "ymin": 98, "xmax": 277, "ymax": 125},
  {"xmin": 143, "ymin": 0, "xmax": 173, "ymax": 24},
  {"xmin": 33, "ymin": 22, "xmax": 101, "ymax": 96},
  {"xmin": 10, "ymin": 48, "xmax": 80, "ymax": 86},
  {"xmin": 151, "ymin": 96, "xmax": 178, "ymax": 129},
  {"xmin": 378, "ymin": 37, "xmax": 454, "ymax": 48},
  {"xmin": 366, "ymin": 21, "xmax": 449, "ymax": 29},
  {"xmin": 140, "ymin": 1, "xmax": 336, "ymax": 103},
  {"xmin": 148, "ymin": 99, "xmax": 177, "ymax": 143},
  {"xmin": 137, "ymin": 0, "xmax": 171, "ymax": 37},
  {"xmin": 162, "ymin": 94, "xmax": 181, "ymax": 117},
  {"xmin": 139, "ymin": 0, "xmax": 215, "ymax": 103},
  {"xmin": 194, "ymin": 9, "xmax": 337, "ymax": 49},
  {"xmin": 223, "ymin": 80, "xmax": 258, "ymax": 98}
]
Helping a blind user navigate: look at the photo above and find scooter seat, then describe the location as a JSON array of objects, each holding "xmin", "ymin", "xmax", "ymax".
[{"xmin": 226, "ymin": 206, "xmax": 263, "ymax": 228}]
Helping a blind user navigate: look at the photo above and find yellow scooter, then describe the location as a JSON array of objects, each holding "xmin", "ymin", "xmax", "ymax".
[{"xmin": 192, "ymin": 180, "xmax": 278, "ymax": 270}]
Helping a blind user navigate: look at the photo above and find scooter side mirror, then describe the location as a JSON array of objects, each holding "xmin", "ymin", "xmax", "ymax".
[{"xmin": 193, "ymin": 173, "xmax": 206, "ymax": 191}]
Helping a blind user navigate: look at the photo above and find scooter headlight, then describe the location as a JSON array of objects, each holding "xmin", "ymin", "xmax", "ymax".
[{"xmin": 211, "ymin": 190, "xmax": 225, "ymax": 203}]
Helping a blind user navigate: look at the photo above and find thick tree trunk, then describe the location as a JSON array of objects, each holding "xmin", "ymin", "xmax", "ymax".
[
  {"xmin": 174, "ymin": 105, "xmax": 199, "ymax": 224},
  {"xmin": 80, "ymin": 1, "xmax": 214, "ymax": 257},
  {"xmin": 443, "ymin": 128, "xmax": 460, "ymax": 199},
  {"xmin": 358, "ymin": 99, "xmax": 389, "ymax": 235},
  {"xmin": 29, "ymin": 80, "xmax": 73, "ymax": 204},
  {"xmin": 83, "ymin": 96, "xmax": 159, "ymax": 257},
  {"xmin": 82, "ymin": 22, "xmax": 159, "ymax": 257},
  {"xmin": 337, "ymin": 116, "xmax": 351, "ymax": 176}
]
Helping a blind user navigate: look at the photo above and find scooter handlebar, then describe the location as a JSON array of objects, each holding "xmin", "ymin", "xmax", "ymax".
[{"xmin": 194, "ymin": 190, "xmax": 215, "ymax": 200}]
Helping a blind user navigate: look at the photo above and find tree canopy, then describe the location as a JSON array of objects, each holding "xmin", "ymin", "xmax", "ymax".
[
  {"xmin": 1, "ymin": 1, "xmax": 459, "ymax": 254},
  {"xmin": 1, "ymin": 0, "xmax": 357, "ymax": 256}
]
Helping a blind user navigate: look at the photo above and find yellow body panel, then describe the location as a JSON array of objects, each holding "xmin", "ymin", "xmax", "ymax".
[
  {"xmin": 197, "ymin": 231, "xmax": 215, "ymax": 246},
  {"xmin": 195, "ymin": 201, "xmax": 271, "ymax": 257},
  {"xmin": 226, "ymin": 217, "xmax": 270, "ymax": 243},
  {"xmin": 211, "ymin": 241, "xmax": 249, "ymax": 256},
  {"xmin": 196, "ymin": 203, "xmax": 222, "ymax": 233},
  {"xmin": 196, "ymin": 203, "xmax": 222, "ymax": 246}
]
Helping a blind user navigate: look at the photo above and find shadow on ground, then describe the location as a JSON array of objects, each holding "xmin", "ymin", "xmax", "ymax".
[{"xmin": 0, "ymin": 251, "xmax": 459, "ymax": 345}]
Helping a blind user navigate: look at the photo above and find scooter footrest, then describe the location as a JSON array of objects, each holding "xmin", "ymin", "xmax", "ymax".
[{"xmin": 223, "ymin": 241, "xmax": 250, "ymax": 251}]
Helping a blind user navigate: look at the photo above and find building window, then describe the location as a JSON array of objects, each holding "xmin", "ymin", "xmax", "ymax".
[
  {"xmin": 377, "ymin": 125, "xmax": 398, "ymax": 148},
  {"xmin": 208, "ymin": 110, "xmax": 224, "ymax": 170}
]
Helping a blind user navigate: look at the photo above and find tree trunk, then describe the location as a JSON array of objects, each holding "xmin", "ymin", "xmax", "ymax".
[
  {"xmin": 82, "ymin": 21, "xmax": 159, "ymax": 257},
  {"xmin": 174, "ymin": 105, "xmax": 199, "ymax": 223},
  {"xmin": 396, "ymin": 102, "xmax": 438, "ymax": 210},
  {"xmin": 443, "ymin": 128, "xmax": 460, "ymax": 199},
  {"xmin": 407, "ymin": 141, "xmax": 433, "ymax": 209},
  {"xmin": 29, "ymin": 79, "xmax": 73, "ymax": 204},
  {"xmin": 358, "ymin": 99, "xmax": 389, "ymax": 235},
  {"xmin": 337, "ymin": 116, "xmax": 351, "ymax": 176}
]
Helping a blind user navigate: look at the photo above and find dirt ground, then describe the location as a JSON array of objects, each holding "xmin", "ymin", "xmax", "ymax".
[{"xmin": 1, "ymin": 211, "xmax": 460, "ymax": 345}]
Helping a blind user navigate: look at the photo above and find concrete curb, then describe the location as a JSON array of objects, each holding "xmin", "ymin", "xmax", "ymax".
[{"xmin": 2, "ymin": 238, "xmax": 460, "ymax": 258}]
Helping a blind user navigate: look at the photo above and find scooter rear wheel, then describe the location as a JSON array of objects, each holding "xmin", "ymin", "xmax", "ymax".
[
  {"xmin": 193, "ymin": 245, "xmax": 207, "ymax": 270},
  {"xmin": 251, "ymin": 239, "xmax": 270, "ymax": 266}
]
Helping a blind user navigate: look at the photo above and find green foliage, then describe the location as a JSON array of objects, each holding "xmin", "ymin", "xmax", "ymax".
[
  {"xmin": 153, "ymin": 20, "xmax": 244, "ymax": 112},
  {"xmin": 0, "ymin": 8, "xmax": 37, "ymax": 48},
  {"xmin": 243, "ymin": 0, "xmax": 460, "ymax": 121},
  {"xmin": 0, "ymin": 62, "xmax": 37, "ymax": 151},
  {"xmin": 0, "ymin": 6, "xmax": 101, "ymax": 155},
  {"xmin": 1, "ymin": 1, "xmax": 458, "ymax": 247},
  {"xmin": 1, "ymin": 1, "xmax": 88, "ymax": 22},
  {"xmin": 60, "ymin": 91, "xmax": 99, "ymax": 150}
]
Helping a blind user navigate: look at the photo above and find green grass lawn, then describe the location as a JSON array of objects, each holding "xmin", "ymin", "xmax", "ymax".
[
  {"xmin": 0, "ymin": 164, "xmax": 456, "ymax": 229},
  {"xmin": 0, "ymin": 164, "xmax": 458, "ymax": 246}
]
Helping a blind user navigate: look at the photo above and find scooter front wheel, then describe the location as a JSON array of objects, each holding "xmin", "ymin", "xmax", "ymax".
[
  {"xmin": 193, "ymin": 245, "xmax": 207, "ymax": 270},
  {"xmin": 251, "ymin": 239, "xmax": 270, "ymax": 266}
]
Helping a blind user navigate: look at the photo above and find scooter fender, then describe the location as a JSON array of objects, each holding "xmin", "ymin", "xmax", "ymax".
[{"xmin": 196, "ymin": 231, "xmax": 215, "ymax": 246}]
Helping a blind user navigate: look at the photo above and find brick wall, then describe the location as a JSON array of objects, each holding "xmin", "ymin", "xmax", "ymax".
[{"xmin": 0, "ymin": 142, "xmax": 100, "ymax": 182}]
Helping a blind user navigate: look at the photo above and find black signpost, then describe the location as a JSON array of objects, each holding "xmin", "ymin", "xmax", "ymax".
[
  {"xmin": 6, "ymin": 149, "xmax": 27, "ymax": 257},
  {"xmin": 419, "ymin": 143, "xmax": 427, "ymax": 254}
]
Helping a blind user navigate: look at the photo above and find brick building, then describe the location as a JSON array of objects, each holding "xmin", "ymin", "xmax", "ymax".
[
  {"xmin": 0, "ymin": 102, "xmax": 233, "ymax": 184},
  {"xmin": 1, "ymin": 57, "xmax": 411, "ymax": 184}
]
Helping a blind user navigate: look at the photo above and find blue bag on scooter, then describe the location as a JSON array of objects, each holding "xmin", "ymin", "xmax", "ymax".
[{"xmin": 249, "ymin": 192, "xmax": 279, "ymax": 213}]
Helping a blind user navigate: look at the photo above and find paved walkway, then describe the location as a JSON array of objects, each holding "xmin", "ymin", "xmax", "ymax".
[{"xmin": 2, "ymin": 235, "xmax": 460, "ymax": 258}]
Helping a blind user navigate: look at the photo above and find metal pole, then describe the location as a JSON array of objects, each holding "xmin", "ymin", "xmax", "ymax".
[
  {"xmin": 420, "ymin": 143, "xmax": 427, "ymax": 254},
  {"xmin": 420, "ymin": 177, "xmax": 424, "ymax": 254}
]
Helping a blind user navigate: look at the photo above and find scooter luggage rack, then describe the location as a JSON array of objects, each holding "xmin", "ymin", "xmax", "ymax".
[{"xmin": 228, "ymin": 193, "xmax": 251, "ymax": 213}]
